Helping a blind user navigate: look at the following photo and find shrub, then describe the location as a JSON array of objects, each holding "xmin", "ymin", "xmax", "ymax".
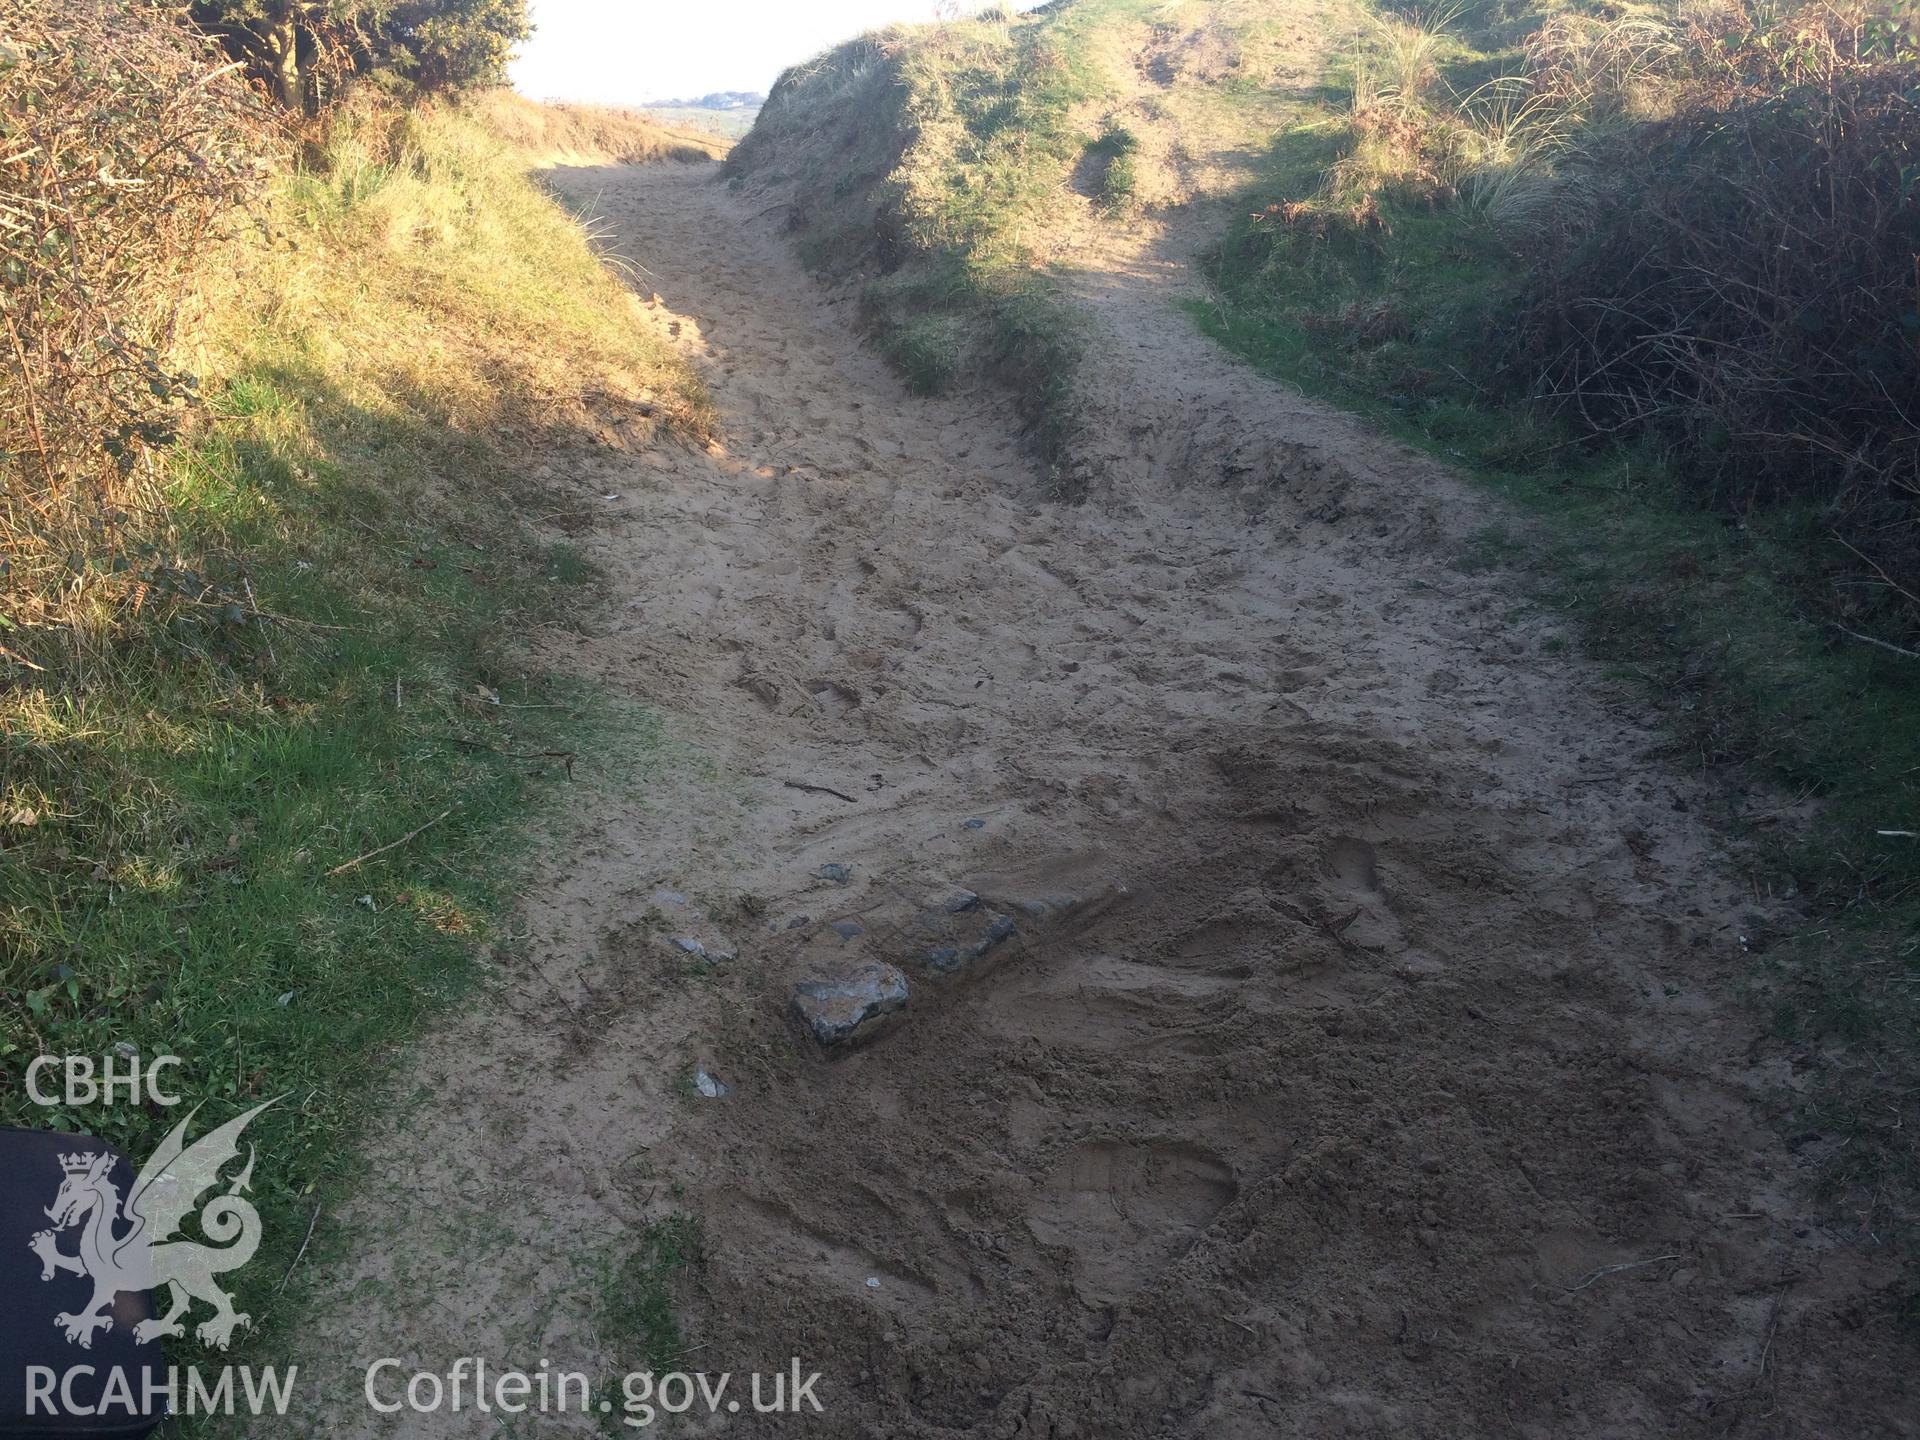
[
  {"xmin": 1500, "ymin": 59, "xmax": 1920, "ymax": 610},
  {"xmin": 189, "ymin": 0, "xmax": 531, "ymax": 110},
  {"xmin": 0, "ymin": 0, "xmax": 268, "ymax": 660},
  {"xmin": 1245, "ymin": 0, "xmax": 1920, "ymax": 620},
  {"xmin": 1087, "ymin": 122, "xmax": 1140, "ymax": 214}
]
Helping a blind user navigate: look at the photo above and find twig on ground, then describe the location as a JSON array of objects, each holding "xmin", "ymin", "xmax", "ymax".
[
  {"xmin": 446, "ymin": 735, "xmax": 577, "ymax": 776},
  {"xmin": 782, "ymin": 778, "xmax": 859, "ymax": 804},
  {"xmin": 1563, "ymin": 1254, "xmax": 1682, "ymax": 1293},
  {"xmin": 276, "ymin": 1205, "xmax": 321, "ymax": 1293},
  {"xmin": 1831, "ymin": 532, "xmax": 1920, "ymax": 609},
  {"xmin": 252, "ymin": 607, "xmax": 356, "ymax": 633},
  {"xmin": 1831, "ymin": 623, "xmax": 1920, "ymax": 661},
  {"xmin": 1755, "ymin": 1289, "xmax": 1783, "ymax": 1380},
  {"xmin": 327, "ymin": 808, "xmax": 452, "ymax": 877},
  {"xmin": 0, "ymin": 642, "xmax": 46, "ymax": 672}
]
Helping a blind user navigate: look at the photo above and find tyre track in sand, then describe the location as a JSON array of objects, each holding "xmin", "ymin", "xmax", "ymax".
[{"xmin": 282, "ymin": 161, "xmax": 1911, "ymax": 1438}]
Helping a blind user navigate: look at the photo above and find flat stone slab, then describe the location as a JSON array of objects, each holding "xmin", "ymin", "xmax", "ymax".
[
  {"xmin": 791, "ymin": 963, "xmax": 909, "ymax": 1047},
  {"xmin": 907, "ymin": 891, "xmax": 1018, "ymax": 974}
]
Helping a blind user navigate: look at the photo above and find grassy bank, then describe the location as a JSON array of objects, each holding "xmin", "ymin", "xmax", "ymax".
[
  {"xmin": 1195, "ymin": 0, "xmax": 1920, "ymax": 1245},
  {"xmin": 1, "ymin": 89, "xmax": 710, "ymax": 1349},
  {"xmin": 1206, "ymin": 196, "xmax": 1920, "ymax": 1215},
  {"xmin": 724, "ymin": 3, "xmax": 1093, "ymax": 463},
  {"xmin": 723, "ymin": 0, "xmax": 1323, "ymax": 466},
  {"xmin": 728, "ymin": 2, "xmax": 1183, "ymax": 464}
]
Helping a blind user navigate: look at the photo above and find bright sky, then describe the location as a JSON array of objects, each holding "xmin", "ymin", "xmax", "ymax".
[{"xmin": 511, "ymin": 0, "xmax": 963, "ymax": 106}]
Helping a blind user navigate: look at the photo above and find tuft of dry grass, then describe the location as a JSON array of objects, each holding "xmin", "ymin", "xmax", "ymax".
[
  {"xmin": 1368, "ymin": 3, "xmax": 1461, "ymax": 111},
  {"xmin": 1522, "ymin": 11, "xmax": 1686, "ymax": 117}
]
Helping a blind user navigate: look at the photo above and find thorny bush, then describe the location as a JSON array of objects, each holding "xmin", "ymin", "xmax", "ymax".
[
  {"xmin": 0, "ymin": 0, "xmax": 268, "ymax": 664},
  {"xmin": 1495, "ymin": 4, "xmax": 1920, "ymax": 625}
]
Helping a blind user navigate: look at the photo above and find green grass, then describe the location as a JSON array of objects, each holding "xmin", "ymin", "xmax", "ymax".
[
  {"xmin": 585, "ymin": 1212, "xmax": 706, "ymax": 1430},
  {"xmin": 0, "ymin": 96, "xmax": 706, "ymax": 1363},
  {"xmin": 1087, "ymin": 121, "xmax": 1141, "ymax": 213},
  {"xmin": 599, "ymin": 1214, "xmax": 704, "ymax": 1375}
]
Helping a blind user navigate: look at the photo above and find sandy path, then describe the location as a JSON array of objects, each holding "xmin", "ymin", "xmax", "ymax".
[{"xmin": 279, "ymin": 162, "xmax": 1910, "ymax": 1437}]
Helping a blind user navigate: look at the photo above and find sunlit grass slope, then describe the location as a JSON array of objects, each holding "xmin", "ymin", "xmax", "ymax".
[{"xmin": 0, "ymin": 96, "xmax": 710, "ymax": 1350}]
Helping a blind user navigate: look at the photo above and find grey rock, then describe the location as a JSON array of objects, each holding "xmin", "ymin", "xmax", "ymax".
[
  {"xmin": 791, "ymin": 964, "xmax": 910, "ymax": 1047},
  {"xmin": 693, "ymin": 1066, "xmax": 729, "ymax": 1099},
  {"xmin": 816, "ymin": 863, "xmax": 854, "ymax": 885},
  {"xmin": 942, "ymin": 889, "xmax": 981, "ymax": 914},
  {"xmin": 830, "ymin": 917, "xmax": 866, "ymax": 940},
  {"xmin": 915, "ymin": 907, "xmax": 1017, "ymax": 973},
  {"xmin": 672, "ymin": 936, "xmax": 707, "ymax": 956},
  {"xmin": 962, "ymin": 818, "xmax": 986, "ymax": 830}
]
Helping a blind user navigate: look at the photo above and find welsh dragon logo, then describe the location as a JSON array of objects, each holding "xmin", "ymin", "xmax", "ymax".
[{"xmin": 29, "ymin": 1099, "xmax": 277, "ymax": 1350}]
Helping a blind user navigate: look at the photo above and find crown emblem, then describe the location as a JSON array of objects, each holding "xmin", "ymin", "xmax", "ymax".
[{"xmin": 58, "ymin": 1151, "xmax": 94, "ymax": 1175}]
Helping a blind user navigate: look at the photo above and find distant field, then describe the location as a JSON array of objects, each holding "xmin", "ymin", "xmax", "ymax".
[{"xmin": 637, "ymin": 103, "xmax": 759, "ymax": 138}]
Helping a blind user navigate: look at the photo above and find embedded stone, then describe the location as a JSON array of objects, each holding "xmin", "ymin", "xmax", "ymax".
[
  {"xmin": 791, "ymin": 964, "xmax": 910, "ymax": 1047},
  {"xmin": 912, "ymin": 904, "xmax": 1017, "ymax": 973}
]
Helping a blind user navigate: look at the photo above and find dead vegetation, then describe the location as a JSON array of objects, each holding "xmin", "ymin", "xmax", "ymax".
[
  {"xmin": 1501, "ymin": 12, "xmax": 1920, "ymax": 599},
  {"xmin": 0, "ymin": 0, "xmax": 270, "ymax": 664},
  {"xmin": 1234, "ymin": 0, "xmax": 1920, "ymax": 621}
]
